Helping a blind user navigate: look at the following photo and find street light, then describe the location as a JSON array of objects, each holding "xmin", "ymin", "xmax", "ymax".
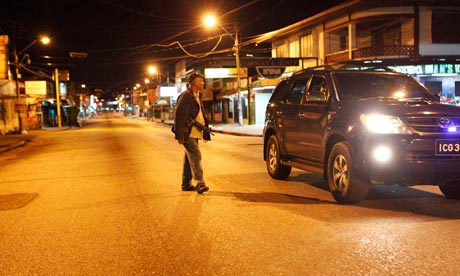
[
  {"xmin": 204, "ymin": 15, "xmax": 244, "ymax": 126},
  {"xmin": 17, "ymin": 36, "xmax": 50, "ymax": 56},
  {"xmin": 12, "ymin": 35, "xmax": 50, "ymax": 131},
  {"xmin": 13, "ymin": 35, "xmax": 51, "ymax": 96},
  {"xmin": 148, "ymin": 65, "xmax": 160, "ymax": 85},
  {"xmin": 148, "ymin": 65, "xmax": 157, "ymax": 75}
]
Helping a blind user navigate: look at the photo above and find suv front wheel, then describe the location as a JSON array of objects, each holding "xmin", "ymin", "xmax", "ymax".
[
  {"xmin": 327, "ymin": 142, "xmax": 369, "ymax": 204},
  {"xmin": 266, "ymin": 135, "xmax": 291, "ymax": 180},
  {"xmin": 439, "ymin": 182, "xmax": 460, "ymax": 199}
]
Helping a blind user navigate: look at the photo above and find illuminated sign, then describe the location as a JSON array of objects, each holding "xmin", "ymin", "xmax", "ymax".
[
  {"xmin": 159, "ymin": 86, "xmax": 179, "ymax": 97},
  {"xmin": 205, "ymin": 68, "xmax": 248, "ymax": 78},
  {"xmin": 242, "ymin": 58, "xmax": 299, "ymax": 67},
  {"xmin": 390, "ymin": 64, "xmax": 460, "ymax": 76},
  {"xmin": 25, "ymin": 80, "xmax": 48, "ymax": 95},
  {"xmin": 0, "ymin": 35, "xmax": 8, "ymax": 80},
  {"xmin": 256, "ymin": 67, "xmax": 286, "ymax": 79},
  {"xmin": 60, "ymin": 82, "xmax": 67, "ymax": 96}
]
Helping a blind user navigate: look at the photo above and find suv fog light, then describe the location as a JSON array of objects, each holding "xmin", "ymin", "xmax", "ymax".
[{"xmin": 373, "ymin": 146, "xmax": 393, "ymax": 163}]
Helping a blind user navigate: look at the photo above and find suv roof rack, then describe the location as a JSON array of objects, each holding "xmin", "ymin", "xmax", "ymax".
[
  {"xmin": 304, "ymin": 64, "xmax": 345, "ymax": 71},
  {"xmin": 291, "ymin": 63, "xmax": 396, "ymax": 77},
  {"xmin": 291, "ymin": 64, "xmax": 344, "ymax": 76},
  {"xmin": 335, "ymin": 62, "xmax": 396, "ymax": 72}
]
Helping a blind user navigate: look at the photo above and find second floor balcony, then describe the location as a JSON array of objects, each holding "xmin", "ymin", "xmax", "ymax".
[{"xmin": 325, "ymin": 45, "xmax": 415, "ymax": 63}]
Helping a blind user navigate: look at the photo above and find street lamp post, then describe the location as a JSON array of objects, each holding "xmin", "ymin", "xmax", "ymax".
[
  {"xmin": 148, "ymin": 65, "xmax": 161, "ymax": 103},
  {"xmin": 12, "ymin": 35, "xmax": 50, "ymax": 131},
  {"xmin": 204, "ymin": 16, "xmax": 244, "ymax": 126},
  {"xmin": 54, "ymin": 68, "xmax": 62, "ymax": 128},
  {"xmin": 13, "ymin": 36, "xmax": 50, "ymax": 97}
]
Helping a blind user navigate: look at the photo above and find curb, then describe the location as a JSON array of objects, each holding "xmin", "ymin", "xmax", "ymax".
[
  {"xmin": 0, "ymin": 141, "xmax": 26, "ymax": 154},
  {"xmin": 211, "ymin": 129, "xmax": 262, "ymax": 137}
]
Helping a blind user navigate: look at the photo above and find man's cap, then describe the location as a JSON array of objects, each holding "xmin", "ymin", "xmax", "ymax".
[{"xmin": 187, "ymin": 72, "xmax": 205, "ymax": 83}]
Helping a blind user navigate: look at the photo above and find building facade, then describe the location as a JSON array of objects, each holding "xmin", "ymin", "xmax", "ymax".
[
  {"xmin": 249, "ymin": 0, "xmax": 460, "ymax": 102},
  {"xmin": 175, "ymin": 0, "xmax": 460, "ymax": 125}
]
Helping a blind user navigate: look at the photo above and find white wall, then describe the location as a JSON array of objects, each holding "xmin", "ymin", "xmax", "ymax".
[
  {"xmin": 255, "ymin": 93, "xmax": 271, "ymax": 125},
  {"xmin": 419, "ymin": 6, "xmax": 460, "ymax": 55}
]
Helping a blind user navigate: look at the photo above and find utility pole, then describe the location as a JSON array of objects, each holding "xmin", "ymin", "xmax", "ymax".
[
  {"xmin": 203, "ymin": 16, "xmax": 245, "ymax": 126},
  {"xmin": 234, "ymin": 26, "xmax": 243, "ymax": 126},
  {"xmin": 54, "ymin": 68, "xmax": 62, "ymax": 128},
  {"xmin": 13, "ymin": 44, "xmax": 23, "ymax": 132}
]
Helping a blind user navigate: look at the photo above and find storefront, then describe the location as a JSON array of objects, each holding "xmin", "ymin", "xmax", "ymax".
[{"xmin": 389, "ymin": 63, "xmax": 460, "ymax": 104}]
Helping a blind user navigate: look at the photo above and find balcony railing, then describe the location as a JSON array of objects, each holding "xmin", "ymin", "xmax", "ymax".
[
  {"xmin": 325, "ymin": 45, "xmax": 415, "ymax": 63},
  {"xmin": 325, "ymin": 50, "xmax": 349, "ymax": 63}
]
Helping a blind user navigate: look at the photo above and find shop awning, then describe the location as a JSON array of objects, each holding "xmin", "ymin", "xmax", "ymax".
[{"xmin": 151, "ymin": 99, "xmax": 169, "ymax": 107}]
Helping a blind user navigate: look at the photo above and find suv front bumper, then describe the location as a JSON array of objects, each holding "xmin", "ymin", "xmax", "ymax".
[{"xmin": 357, "ymin": 135, "xmax": 460, "ymax": 186}]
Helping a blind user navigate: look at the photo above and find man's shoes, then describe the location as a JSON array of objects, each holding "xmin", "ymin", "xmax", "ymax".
[
  {"xmin": 182, "ymin": 185, "xmax": 196, "ymax": 191},
  {"xmin": 197, "ymin": 184, "xmax": 209, "ymax": 194}
]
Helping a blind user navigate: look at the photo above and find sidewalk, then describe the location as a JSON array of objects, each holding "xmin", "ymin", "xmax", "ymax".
[
  {"xmin": 0, "ymin": 134, "xmax": 29, "ymax": 154},
  {"xmin": 160, "ymin": 119, "xmax": 263, "ymax": 137},
  {"xmin": 0, "ymin": 120, "xmax": 263, "ymax": 154},
  {"xmin": 210, "ymin": 123, "xmax": 263, "ymax": 137}
]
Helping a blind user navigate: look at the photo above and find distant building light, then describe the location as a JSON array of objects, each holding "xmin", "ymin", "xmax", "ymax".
[{"xmin": 70, "ymin": 52, "xmax": 88, "ymax": 58}]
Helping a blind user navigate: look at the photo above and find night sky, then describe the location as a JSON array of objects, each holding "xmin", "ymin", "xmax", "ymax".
[{"xmin": 2, "ymin": 0, "xmax": 348, "ymax": 91}]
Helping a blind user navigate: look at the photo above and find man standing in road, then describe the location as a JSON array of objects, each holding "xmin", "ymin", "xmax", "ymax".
[{"xmin": 173, "ymin": 72, "xmax": 211, "ymax": 194}]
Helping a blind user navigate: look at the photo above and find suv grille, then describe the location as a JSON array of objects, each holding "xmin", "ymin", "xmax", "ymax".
[
  {"xmin": 404, "ymin": 117, "xmax": 460, "ymax": 134},
  {"xmin": 405, "ymin": 151, "xmax": 460, "ymax": 160}
]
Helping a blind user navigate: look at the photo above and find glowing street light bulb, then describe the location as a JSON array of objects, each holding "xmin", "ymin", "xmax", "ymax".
[
  {"xmin": 204, "ymin": 15, "xmax": 216, "ymax": 28},
  {"xmin": 148, "ymin": 66, "xmax": 157, "ymax": 75},
  {"xmin": 40, "ymin": 36, "xmax": 50, "ymax": 45}
]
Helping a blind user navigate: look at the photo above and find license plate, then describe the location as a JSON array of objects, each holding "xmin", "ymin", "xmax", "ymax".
[{"xmin": 436, "ymin": 139, "xmax": 460, "ymax": 155}]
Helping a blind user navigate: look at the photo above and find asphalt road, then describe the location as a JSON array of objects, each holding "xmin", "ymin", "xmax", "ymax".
[{"xmin": 1, "ymin": 113, "xmax": 459, "ymax": 275}]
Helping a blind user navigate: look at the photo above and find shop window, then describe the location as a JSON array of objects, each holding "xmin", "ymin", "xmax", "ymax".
[
  {"xmin": 214, "ymin": 101, "xmax": 222, "ymax": 113},
  {"xmin": 425, "ymin": 81, "xmax": 442, "ymax": 95},
  {"xmin": 275, "ymin": 43, "xmax": 289, "ymax": 58},
  {"xmin": 326, "ymin": 27, "xmax": 348, "ymax": 54},
  {"xmin": 372, "ymin": 23, "xmax": 401, "ymax": 48},
  {"xmin": 289, "ymin": 40, "xmax": 299, "ymax": 58},
  {"xmin": 300, "ymin": 34, "xmax": 313, "ymax": 57}
]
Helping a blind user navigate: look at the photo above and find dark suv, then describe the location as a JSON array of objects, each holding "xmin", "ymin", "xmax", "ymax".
[{"xmin": 263, "ymin": 65, "xmax": 460, "ymax": 204}]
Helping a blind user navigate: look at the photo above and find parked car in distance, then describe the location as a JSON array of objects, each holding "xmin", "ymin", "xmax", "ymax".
[{"xmin": 263, "ymin": 64, "xmax": 460, "ymax": 204}]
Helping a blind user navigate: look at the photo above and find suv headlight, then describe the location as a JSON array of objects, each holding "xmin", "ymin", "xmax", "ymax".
[{"xmin": 360, "ymin": 114, "xmax": 412, "ymax": 134}]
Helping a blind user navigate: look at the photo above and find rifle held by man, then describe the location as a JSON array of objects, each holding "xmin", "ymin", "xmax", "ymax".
[{"xmin": 187, "ymin": 118, "xmax": 215, "ymax": 136}]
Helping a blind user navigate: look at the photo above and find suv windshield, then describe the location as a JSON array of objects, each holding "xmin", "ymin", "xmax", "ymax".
[{"xmin": 333, "ymin": 72, "xmax": 436, "ymax": 101}]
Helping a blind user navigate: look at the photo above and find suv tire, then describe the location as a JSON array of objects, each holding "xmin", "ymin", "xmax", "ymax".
[
  {"xmin": 266, "ymin": 135, "xmax": 291, "ymax": 180},
  {"xmin": 327, "ymin": 142, "xmax": 369, "ymax": 204},
  {"xmin": 439, "ymin": 182, "xmax": 460, "ymax": 199}
]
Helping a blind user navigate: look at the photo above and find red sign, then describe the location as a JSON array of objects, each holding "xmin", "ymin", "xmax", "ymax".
[{"xmin": 15, "ymin": 104, "xmax": 26, "ymax": 112}]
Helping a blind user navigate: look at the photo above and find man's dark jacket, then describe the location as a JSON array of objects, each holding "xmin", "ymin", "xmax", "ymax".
[{"xmin": 173, "ymin": 90, "xmax": 211, "ymax": 141}]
